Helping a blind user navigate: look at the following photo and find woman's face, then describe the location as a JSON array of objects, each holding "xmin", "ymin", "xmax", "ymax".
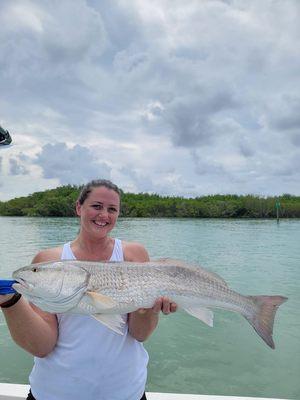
[{"xmin": 76, "ymin": 186, "xmax": 120, "ymax": 238}]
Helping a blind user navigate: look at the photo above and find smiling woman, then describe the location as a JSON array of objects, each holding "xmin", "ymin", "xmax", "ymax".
[{"xmin": 0, "ymin": 178, "xmax": 177, "ymax": 400}]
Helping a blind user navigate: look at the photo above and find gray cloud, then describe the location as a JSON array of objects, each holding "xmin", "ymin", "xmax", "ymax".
[
  {"xmin": 291, "ymin": 134, "xmax": 300, "ymax": 147},
  {"xmin": 35, "ymin": 142, "xmax": 111, "ymax": 184},
  {"xmin": 270, "ymin": 153, "xmax": 300, "ymax": 177},
  {"xmin": 238, "ymin": 141, "xmax": 255, "ymax": 158},
  {"xmin": 161, "ymin": 90, "xmax": 240, "ymax": 147},
  {"xmin": 0, "ymin": 0, "xmax": 107, "ymax": 132},
  {"xmin": 269, "ymin": 96, "xmax": 300, "ymax": 132},
  {"xmin": 190, "ymin": 150, "xmax": 225, "ymax": 176},
  {"xmin": 9, "ymin": 158, "xmax": 29, "ymax": 175},
  {"xmin": 120, "ymin": 166, "xmax": 156, "ymax": 193}
]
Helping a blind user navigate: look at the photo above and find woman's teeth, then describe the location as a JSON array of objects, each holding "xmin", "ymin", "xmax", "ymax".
[{"xmin": 93, "ymin": 221, "xmax": 108, "ymax": 227}]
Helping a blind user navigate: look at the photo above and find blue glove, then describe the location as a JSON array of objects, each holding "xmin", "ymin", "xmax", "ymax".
[{"xmin": 0, "ymin": 280, "xmax": 17, "ymax": 295}]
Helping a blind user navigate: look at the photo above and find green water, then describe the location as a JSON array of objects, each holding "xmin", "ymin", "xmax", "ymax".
[{"xmin": 0, "ymin": 217, "xmax": 299, "ymax": 399}]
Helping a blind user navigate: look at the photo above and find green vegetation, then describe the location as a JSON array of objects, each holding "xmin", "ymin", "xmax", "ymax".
[{"xmin": 0, "ymin": 186, "xmax": 299, "ymax": 218}]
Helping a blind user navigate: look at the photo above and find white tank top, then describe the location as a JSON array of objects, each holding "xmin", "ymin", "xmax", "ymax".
[{"xmin": 29, "ymin": 239, "xmax": 149, "ymax": 400}]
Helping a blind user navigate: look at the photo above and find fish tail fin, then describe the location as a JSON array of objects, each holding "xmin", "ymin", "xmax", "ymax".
[{"xmin": 244, "ymin": 295, "xmax": 287, "ymax": 349}]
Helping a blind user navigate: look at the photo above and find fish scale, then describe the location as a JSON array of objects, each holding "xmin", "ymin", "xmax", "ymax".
[{"xmin": 82, "ymin": 263, "xmax": 264, "ymax": 318}]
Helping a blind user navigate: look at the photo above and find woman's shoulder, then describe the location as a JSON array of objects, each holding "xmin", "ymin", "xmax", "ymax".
[
  {"xmin": 122, "ymin": 240, "xmax": 150, "ymax": 262},
  {"xmin": 32, "ymin": 246, "xmax": 63, "ymax": 264}
]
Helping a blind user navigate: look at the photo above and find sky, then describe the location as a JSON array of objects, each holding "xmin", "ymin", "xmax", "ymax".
[{"xmin": 0, "ymin": 0, "xmax": 299, "ymax": 201}]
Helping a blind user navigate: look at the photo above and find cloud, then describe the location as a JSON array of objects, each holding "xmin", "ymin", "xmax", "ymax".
[
  {"xmin": 160, "ymin": 90, "xmax": 240, "ymax": 148},
  {"xmin": 0, "ymin": 0, "xmax": 107, "ymax": 129},
  {"xmin": 268, "ymin": 95, "xmax": 300, "ymax": 134},
  {"xmin": 120, "ymin": 166, "xmax": 156, "ymax": 193},
  {"xmin": 0, "ymin": 0, "xmax": 300, "ymax": 199},
  {"xmin": 239, "ymin": 142, "xmax": 255, "ymax": 158},
  {"xmin": 34, "ymin": 142, "xmax": 111, "ymax": 185},
  {"xmin": 9, "ymin": 157, "xmax": 29, "ymax": 175},
  {"xmin": 291, "ymin": 134, "xmax": 300, "ymax": 147},
  {"xmin": 190, "ymin": 149, "xmax": 225, "ymax": 176}
]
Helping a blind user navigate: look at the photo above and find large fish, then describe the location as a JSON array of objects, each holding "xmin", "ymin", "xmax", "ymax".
[{"xmin": 12, "ymin": 259, "xmax": 287, "ymax": 349}]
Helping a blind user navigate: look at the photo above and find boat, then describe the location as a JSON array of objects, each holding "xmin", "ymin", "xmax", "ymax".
[{"xmin": 0, "ymin": 383, "xmax": 288, "ymax": 400}]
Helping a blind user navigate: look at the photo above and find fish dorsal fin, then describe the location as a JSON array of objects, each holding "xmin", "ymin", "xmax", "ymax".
[
  {"xmin": 86, "ymin": 291, "xmax": 117, "ymax": 311},
  {"xmin": 91, "ymin": 313, "xmax": 126, "ymax": 335},
  {"xmin": 155, "ymin": 258, "xmax": 228, "ymax": 287},
  {"xmin": 184, "ymin": 306, "xmax": 214, "ymax": 327}
]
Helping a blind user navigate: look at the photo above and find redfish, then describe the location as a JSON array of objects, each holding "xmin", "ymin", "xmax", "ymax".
[{"xmin": 13, "ymin": 258, "xmax": 287, "ymax": 349}]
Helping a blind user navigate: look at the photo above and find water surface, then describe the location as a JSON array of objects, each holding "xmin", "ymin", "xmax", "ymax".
[{"xmin": 0, "ymin": 217, "xmax": 299, "ymax": 399}]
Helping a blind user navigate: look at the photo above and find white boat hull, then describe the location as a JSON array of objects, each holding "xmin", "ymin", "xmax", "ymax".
[{"xmin": 0, "ymin": 383, "xmax": 288, "ymax": 400}]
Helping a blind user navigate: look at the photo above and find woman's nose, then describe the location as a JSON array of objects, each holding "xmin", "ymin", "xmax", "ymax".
[{"xmin": 98, "ymin": 208, "xmax": 109, "ymax": 217}]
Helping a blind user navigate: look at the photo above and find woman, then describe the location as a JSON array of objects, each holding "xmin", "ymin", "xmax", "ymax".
[{"xmin": 0, "ymin": 179, "xmax": 177, "ymax": 400}]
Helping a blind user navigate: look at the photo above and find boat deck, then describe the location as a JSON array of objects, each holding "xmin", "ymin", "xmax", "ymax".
[{"xmin": 0, "ymin": 383, "xmax": 287, "ymax": 400}]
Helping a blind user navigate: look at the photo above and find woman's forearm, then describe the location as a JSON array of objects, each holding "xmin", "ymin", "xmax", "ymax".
[
  {"xmin": 128, "ymin": 309, "xmax": 159, "ymax": 342},
  {"xmin": 2, "ymin": 297, "xmax": 58, "ymax": 357},
  {"xmin": 128, "ymin": 296, "xmax": 178, "ymax": 342}
]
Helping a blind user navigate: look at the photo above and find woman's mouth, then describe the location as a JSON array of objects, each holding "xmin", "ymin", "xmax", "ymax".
[{"xmin": 93, "ymin": 220, "xmax": 108, "ymax": 228}]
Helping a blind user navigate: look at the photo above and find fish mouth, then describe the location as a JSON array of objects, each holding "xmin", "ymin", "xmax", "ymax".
[
  {"xmin": 14, "ymin": 278, "xmax": 31, "ymax": 289},
  {"xmin": 12, "ymin": 278, "xmax": 33, "ymax": 294}
]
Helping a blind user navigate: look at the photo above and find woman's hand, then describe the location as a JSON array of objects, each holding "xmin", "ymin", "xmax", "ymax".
[{"xmin": 138, "ymin": 297, "xmax": 178, "ymax": 315}]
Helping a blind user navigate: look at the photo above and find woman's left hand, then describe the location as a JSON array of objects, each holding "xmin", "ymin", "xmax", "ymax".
[
  {"xmin": 152, "ymin": 296, "xmax": 178, "ymax": 314},
  {"xmin": 138, "ymin": 297, "xmax": 178, "ymax": 315}
]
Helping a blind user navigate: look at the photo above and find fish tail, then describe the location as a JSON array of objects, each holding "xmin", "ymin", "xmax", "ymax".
[{"xmin": 244, "ymin": 295, "xmax": 287, "ymax": 349}]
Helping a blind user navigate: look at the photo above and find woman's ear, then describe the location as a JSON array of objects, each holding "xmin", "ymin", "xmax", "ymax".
[{"xmin": 75, "ymin": 201, "xmax": 81, "ymax": 217}]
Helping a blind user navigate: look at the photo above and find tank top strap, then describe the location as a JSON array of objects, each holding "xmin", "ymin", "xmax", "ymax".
[
  {"xmin": 61, "ymin": 242, "xmax": 76, "ymax": 260},
  {"xmin": 110, "ymin": 238, "xmax": 124, "ymax": 261}
]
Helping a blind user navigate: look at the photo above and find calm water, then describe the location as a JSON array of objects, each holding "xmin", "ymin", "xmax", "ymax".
[{"xmin": 0, "ymin": 217, "xmax": 299, "ymax": 399}]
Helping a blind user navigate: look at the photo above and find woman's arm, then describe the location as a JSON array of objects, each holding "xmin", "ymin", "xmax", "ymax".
[
  {"xmin": 128, "ymin": 296, "xmax": 177, "ymax": 342},
  {"xmin": 124, "ymin": 242, "xmax": 177, "ymax": 342},
  {"xmin": 1, "ymin": 249, "xmax": 61, "ymax": 357}
]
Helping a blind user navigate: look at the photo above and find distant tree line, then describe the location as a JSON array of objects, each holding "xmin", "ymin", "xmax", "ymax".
[{"xmin": 0, "ymin": 185, "xmax": 299, "ymax": 218}]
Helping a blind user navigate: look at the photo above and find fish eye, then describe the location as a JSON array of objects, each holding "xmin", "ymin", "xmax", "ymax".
[{"xmin": 32, "ymin": 267, "xmax": 38, "ymax": 272}]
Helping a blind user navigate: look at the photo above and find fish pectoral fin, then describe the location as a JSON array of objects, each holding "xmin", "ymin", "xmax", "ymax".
[
  {"xmin": 91, "ymin": 313, "xmax": 127, "ymax": 335},
  {"xmin": 184, "ymin": 306, "xmax": 214, "ymax": 327},
  {"xmin": 86, "ymin": 291, "xmax": 117, "ymax": 310}
]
